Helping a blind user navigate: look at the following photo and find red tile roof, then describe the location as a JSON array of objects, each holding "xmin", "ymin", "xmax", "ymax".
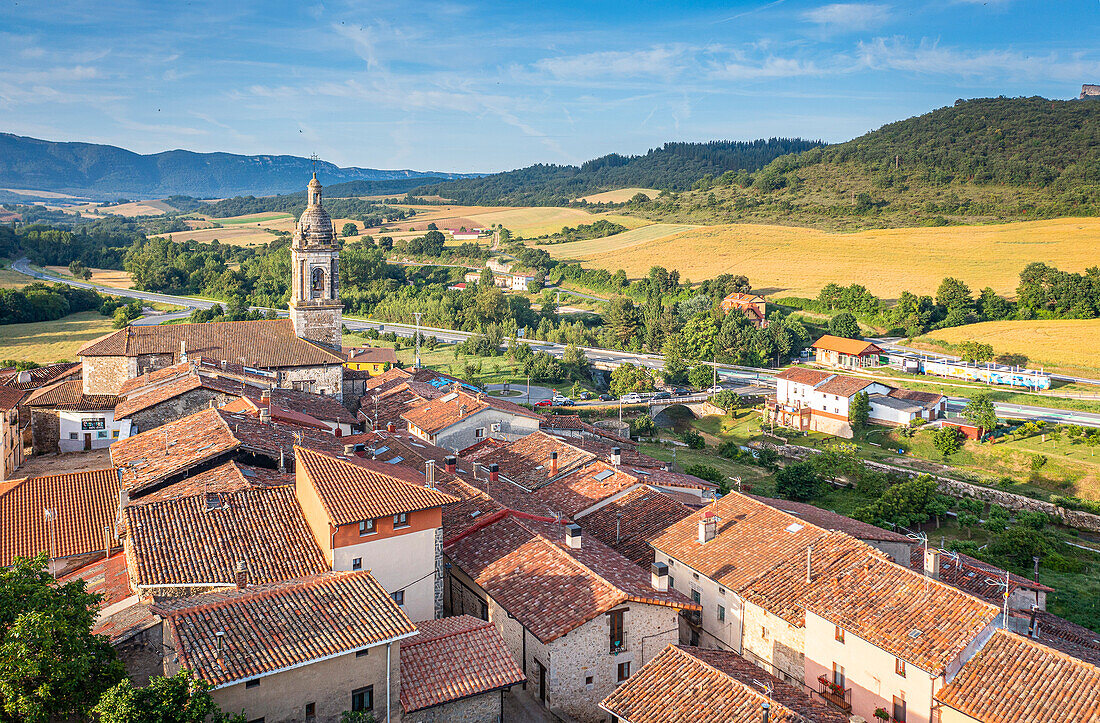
[
  {"xmin": 0, "ymin": 468, "xmax": 119, "ymax": 566},
  {"xmin": 362, "ymin": 366, "xmax": 413, "ymax": 392},
  {"xmin": 811, "ymin": 334, "xmax": 882, "ymax": 356},
  {"xmin": 400, "ymin": 615, "xmax": 526, "ymax": 713},
  {"xmin": 815, "ymin": 374, "xmax": 877, "ymax": 396},
  {"xmin": 444, "ymin": 513, "xmax": 697, "ymax": 643},
  {"xmin": 22, "ymin": 379, "xmax": 118, "ymax": 410},
  {"xmin": 908, "ymin": 547, "xmax": 1054, "ymax": 603},
  {"xmin": 575, "ymin": 487, "xmax": 694, "ymax": 567},
  {"xmin": 601, "ymin": 645, "xmax": 849, "ymax": 723},
  {"xmin": 530, "ymin": 461, "xmax": 641, "ymax": 517},
  {"xmin": 345, "ymin": 346, "xmax": 398, "ymax": 364},
  {"xmin": 59, "ymin": 551, "xmax": 133, "ymax": 608},
  {"xmin": 0, "ymin": 361, "xmax": 81, "ymax": 390},
  {"xmin": 775, "ymin": 367, "xmax": 832, "ymax": 385},
  {"xmin": 402, "ymin": 388, "xmax": 537, "ymax": 434},
  {"xmin": 1009, "ymin": 610, "xmax": 1100, "ymax": 665},
  {"xmin": 78, "ymin": 319, "xmax": 344, "ymax": 367},
  {"xmin": 295, "ymin": 445, "xmax": 457, "ymax": 526},
  {"xmin": 124, "ymin": 485, "xmax": 327, "ymax": 588},
  {"xmin": 0, "ymin": 386, "xmax": 28, "ymax": 411},
  {"xmin": 158, "ymin": 572, "xmax": 417, "ymax": 687},
  {"xmin": 220, "ymin": 397, "xmax": 331, "ymax": 431},
  {"xmin": 128, "ymin": 461, "xmax": 291, "ymax": 506},
  {"xmin": 750, "ymin": 495, "xmax": 911, "ymax": 543},
  {"xmin": 464, "ymin": 431, "xmax": 594, "ymax": 491},
  {"xmin": 935, "ymin": 630, "xmax": 1100, "ymax": 723},
  {"xmin": 539, "ymin": 414, "xmax": 637, "ymax": 445}
]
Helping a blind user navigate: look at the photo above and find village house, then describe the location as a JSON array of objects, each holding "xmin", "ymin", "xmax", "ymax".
[
  {"xmin": 601, "ymin": 644, "xmax": 848, "ymax": 723},
  {"xmin": 158, "ymin": 572, "xmax": 416, "ymax": 723},
  {"xmin": 766, "ymin": 366, "xmax": 945, "ymax": 437},
  {"xmin": 23, "ymin": 378, "xmax": 130, "ymax": 454},
  {"xmin": 344, "ymin": 346, "xmax": 398, "ymax": 376},
  {"xmin": 719, "ymin": 292, "xmax": 768, "ymax": 329},
  {"xmin": 402, "ymin": 387, "xmax": 540, "ymax": 451},
  {"xmin": 0, "ymin": 388, "xmax": 25, "ymax": 481},
  {"xmin": 812, "ymin": 334, "xmax": 884, "ymax": 369}
]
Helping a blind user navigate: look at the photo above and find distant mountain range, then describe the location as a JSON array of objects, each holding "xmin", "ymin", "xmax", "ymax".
[{"xmin": 0, "ymin": 133, "xmax": 476, "ymax": 199}]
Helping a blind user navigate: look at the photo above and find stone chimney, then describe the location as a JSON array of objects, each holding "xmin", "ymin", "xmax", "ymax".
[
  {"xmin": 489, "ymin": 463, "xmax": 499, "ymax": 483},
  {"xmin": 261, "ymin": 389, "xmax": 271, "ymax": 403},
  {"xmin": 445, "ymin": 455, "xmax": 457, "ymax": 474},
  {"xmin": 180, "ymin": 339, "xmax": 187, "ymax": 362},
  {"xmin": 924, "ymin": 548, "xmax": 941, "ymax": 579},
  {"xmin": 549, "ymin": 451, "xmax": 558, "ymax": 476},
  {"xmin": 387, "ymin": 422, "xmax": 396, "ymax": 433},
  {"xmin": 235, "ymin": 560, "xmax": 248, "ymax": 590},
  {"xmin": 258, "ymin": 407, "xmax": 272, "ymax": 425},
  {"xmin": 698, "ymin": 511, "xmax": 718, "ymax": 544},
  {"xmin": 565, "ymin": 523, "xmax": 582, "ymax": 549},
  {"xmin": 651, "ymin": 561, "xmax": 669, "ymax": 592},
  {"xmin": 611, "ymin": 447, "xmax": 621, "ymax": 466},
  {"xmin": 344, "ymin": 444, "xmax": 356, "ymax": 455}
]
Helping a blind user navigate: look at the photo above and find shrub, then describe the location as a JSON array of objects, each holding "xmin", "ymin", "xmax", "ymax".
[
  {"xmin": 684, "ymin": 464, "xmax": 724, "ymax": 484},
  {"xmin": 774, "ymin": 461, "xmax": 820, "ymax": 501},
  {"xmin": 680, "ymin": 430, "xmax": 705, "ymax": 449},
  {"xmin": 630, "ymin": 414, "xmax": 657, "ymax": 438}
]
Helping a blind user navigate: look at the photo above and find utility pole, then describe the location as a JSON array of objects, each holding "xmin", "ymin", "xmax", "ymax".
[{"xmin": 413, "ymin": 312, "xmax": 422, "ymax": 369}]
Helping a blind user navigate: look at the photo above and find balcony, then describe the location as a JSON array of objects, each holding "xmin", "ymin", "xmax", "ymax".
[
  {"xmin": 680, "ymin": 609, "xmax": 702, "ymax": 627},
  {"xmin": 609, "ymin": 633, "xmax": 627, "ymax": 655},
  {"xmin": 816, "ymin": 675, "xmax": 852, "ymax": 712}
]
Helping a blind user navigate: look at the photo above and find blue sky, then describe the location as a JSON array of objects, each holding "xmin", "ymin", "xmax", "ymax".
[{"xmin": 1, "ymin": 1, "xmax": 1097, "ymax": 173}]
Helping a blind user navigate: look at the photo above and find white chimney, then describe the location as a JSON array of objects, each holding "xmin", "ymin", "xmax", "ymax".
[
  {"xmin": 698, "ymin": 512, "xmax": 718, "ymax": 544},
  {"xmin": 651, "ymin": 561, "xmax": 669, "ymax": 592},
  {"xmin": 259, "ymin": 407, "xmax": 272, "ymax": 425},
  {"xmin": 565, "ymin": 523, "xmax": 582, "ymax": 549},
  {"xmin": 425, "ymin": 460, "xmax": 436, "ymax": 489},
  {"xmin": 924, "ymin": 548, "xmax": 941, "ymax": 579},
  {"xmin": 611, "ymin": 447, "xmax": 621, "ymax": 466}
]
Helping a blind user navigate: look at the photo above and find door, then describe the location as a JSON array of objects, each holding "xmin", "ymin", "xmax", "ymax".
[
  {"xmin": 83, "ymin": 433, "xmax": 92, "ymax": 451},
  {"xmin": 536, "ymin": 660, "xmax": 547, "ymax": 703}
]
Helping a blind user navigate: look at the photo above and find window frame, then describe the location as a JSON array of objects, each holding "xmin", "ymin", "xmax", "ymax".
[
  {"xmin": 304, "ymin": 702, "xmax": 316, "ymax": 721},
  {"xmin": 359, "ymin": 519, "xmax": 375, "ymax": 536},
  {"xmin": 608, "ymin": 609, "xmax": 625, "ymax": 653},
  {"xmin": 392, "ymin": 590, "xmax": 405, "ymax": 606},
  {"xmin": 835, "ymin": 625, "xmax": 845, "ymax": 643},
  {"xmin": 393, "ymin": 512, "xmax": 409, "ymax": 529},
  {"xmin": 351, "ymin": 557, "xmax": 363, "ymax": 571},
  {"xmin": 616, "ymin": 661, "xmax": 631, "ymax": 682},
  {"xmin": 717, "ymin": 604, "xmax": 726, "ymax": 622},
  {"xmin": 896, "ymin": 657, "xmax": 906, "ymax": 677},
  {"xmin": 892, "ymin": 695, "xmax": 906, "ymax": 723},
  {"xmin": 351, "ymin": 685, "xmax": 374, "ymax": 713},
  {"xmin": 474, "ymin": 427, "xmax": 486, "ymax": 439}
]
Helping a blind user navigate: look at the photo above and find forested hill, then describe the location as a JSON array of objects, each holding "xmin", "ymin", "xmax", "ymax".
[
  {"xmin": 413, "ymin": 138, "xmax": 823, "ymax": 205},
  {"xmin": 0, "ymin": 133, "xmax": 474, "ymax": 199}
]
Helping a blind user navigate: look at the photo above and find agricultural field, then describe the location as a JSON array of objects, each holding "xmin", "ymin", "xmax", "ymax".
[
  {"xmin": 71, "ymin": 199, "xmax": 178, "ymax": 216},
  {"xmin": 545, "ymin": 223, "xmax": 699, "ymax": 259},
  {"xmin": 0, "ymin": 261, "xmax": 29, "ymax": 289},
  {"xmin": 165, "ymin": 214, "xmax": 295, "ymax": 246},
  {"xmin": 378, "ymin": 204, "xmax": 649, "ymax": 238},
  {"xmin": 915, "ymin": 320, "xmax": 1100, "ymax": 379},
  {"xmin": 45, "ymin": 265, "xmax": 134, "ymax": 289},
  {"xmin": 0, "ymin": 311, "xmax": 115, "ymax": 363},
  {"xmin": 576, "ymin": 188, "xmax": 661, "ymax": 204},
  {"xmin": 562, "ymin": 217, "xmax": 1100, "ymax": 298}
]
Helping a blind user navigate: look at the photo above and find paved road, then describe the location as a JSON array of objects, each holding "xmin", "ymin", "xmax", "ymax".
[
  {"xmin": 945, "ymin": 397, "xmax": 1100, "ymax": 428},
  {"xmin": 13, "ymin": 258, "xmax": 218, "ymax": 311},
  {"xmin": 486, "ymin": 383, "xmax": 554, "ymax": 404}
]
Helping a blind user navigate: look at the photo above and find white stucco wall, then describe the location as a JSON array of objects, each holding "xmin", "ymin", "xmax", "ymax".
[
  {"xmin": 332, "ymin": 527, "xmax": 438, "ymax": 623},
  {"xmin": 58, "ymin": 409, "xmax": 130, "ymax": 453}
]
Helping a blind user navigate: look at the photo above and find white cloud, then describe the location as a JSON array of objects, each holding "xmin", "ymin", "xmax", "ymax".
[
  {"xmin": 533, "ymin": 46, "xmax": 692, "ymax": 82},
  {"xmin": 710, "ymin": 56, "xmax": 824, "ymax": 80},
  {"xmin": 857, "ymin": 37, "xmax": 1100, "ymax": 81},
  {"xmin": 802, "ymin": 3, "xmax": 891, "ymax": 31}
]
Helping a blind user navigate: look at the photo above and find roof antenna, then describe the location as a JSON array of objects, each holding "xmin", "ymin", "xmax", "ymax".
[{"xmin": 985, "ymin": 569, "xmax": 1012, "ymax": 629}]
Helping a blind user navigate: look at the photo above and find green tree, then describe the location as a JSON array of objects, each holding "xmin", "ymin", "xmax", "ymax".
[
  {"xmin": 561, "ymin": 343, "xmax": 590, "ymax": 380},
  {"xmin": 852, "ymin": 477, "xmax": 939, "ymax": 528},
  {"xmin": 828, "ymin": 312, "xmax": 860, "ymax": 339},
  {"xmin": 936, "ymin": 277, "xmax": 974, "ymax": 313},
  {"xmin": 933, "ymin": 425, "xmax": 964, "ymax": 459},
  {"xmin": 630, "ymin": 414, "xmax": 657, "ymax": 437},
  {"xmin": 957, "ymin": 511, "xmax": 980, "ymax": 539},
  {"xmin": 849, "ymin": 391, "xmax": 870, "ymax": 433},
  {"xmin": 957, "ymin": 340, "xmax": 994, "ymax": 363},
  {"xmin": 609, "ymin": 363, "xmax": 655, "ymax": 396},
  {"xmin": 341, "ymin": 222, "xmax": 359, "ymax": 237},
  {"xmin": 0, "ymin": 555, "xmax": 125, "ymax": 723},
  {"xmin": 94, "ymin": 670, "xmax": 246, "ymax": 723},
  {"xmin": 662, "ymin": 333, "xmax": 689, "ymax": 383},
  {"xmin": 774, "ymin": 461, "xmax": 820, "ymax": 501},
  {"xmin": 607, "ymin": 297, "xmax": 642, "ymax": 349},
  {"xmin": 962, "ymin": 392, "xmax": 998, "ymax": 433},
  {"xmin": 689, "ymin": 364, "xmax": 714, "ymax": 390}
]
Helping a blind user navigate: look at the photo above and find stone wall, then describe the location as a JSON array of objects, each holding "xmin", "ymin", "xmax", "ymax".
[
  {"xmin": 114, "ymin": 621, "xmax": 164, "ymax": 686},
  {"xmin": 83, "ymin": 355, "xmax": 134, "ymax": 395},
  {"xmin": 403, "ymin": 691, "xmax": 502, "ymax": 723},
  {"xmin": 741, "ymin": 602, "xmax": 806, "ymax": 684},
  {"xmin": 30, "ymin": 408, "xmax": 60, "ymax": 455},
  {"xmin": 280, "ymin": 363, "xmax": 344, "ymax": 401},
  {"xmin": 127, "ymin": 388, "xmax": 234, "ymax": 433}
]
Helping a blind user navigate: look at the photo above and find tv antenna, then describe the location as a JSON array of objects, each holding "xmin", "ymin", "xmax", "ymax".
[{"xmin": 985, "ymin": 569, "xmax": 1012, "ymax": 628}]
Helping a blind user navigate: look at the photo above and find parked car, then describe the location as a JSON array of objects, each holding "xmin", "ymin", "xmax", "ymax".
[
  {"xmin": 598, "ymin": 393, "xmax": 614, "ymax": 402},
  {"xmin": 706, "ymin": 385, "xmax": 724, "ymax": 394},
  {"xmin": 671, "ymin": 387, "xmax": 691, "ymax": 396},
  {"xmin": 534, "ymin": 399, "xmax": 553, "ymax": 407},
  {"xmin": 577, "ymin": 391, "xmax": 591, "ymax": 400},
  {"xmin": 621, "ymin": 393, "xmax": 643, "ymax": 404},
  {"xmin": 552, "ymin": 394, "xmax": 569, "ymax": 403},
  {"xmin": 556, "ymin": 398, "xmax": 575, "ymax": 407},
  {"xmin": 653, "ymin": 391, "xmax": 672, "ymax": 400}
]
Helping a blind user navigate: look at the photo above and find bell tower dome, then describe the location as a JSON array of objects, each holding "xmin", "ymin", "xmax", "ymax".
[{"xmin": 289, "ymin": 173, "xmax": 342, "ymax": 349}]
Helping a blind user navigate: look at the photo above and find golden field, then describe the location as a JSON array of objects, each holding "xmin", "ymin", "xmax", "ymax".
[
  {"xmin": 45, "ymin": 266, "xmax": 134, "ymax": 289},
  {"xmin": 380, "ymin": 204, "xmax": 649, "ymax": 238},
  {"xmin": 0, "ymin": 311, "xmax": 116, "ymax": 363},
  {"xmin": 556, "ymin": 217, "xmax": 1100, "ymax": 298},
  {"xmin": 918, "ymin": 319, "xmax": 1100, "ymax": 378},
  {"xmin": 576, "ymin": 188, "xmax": 661, "ymax": 204},
  {"xmin": 546, "ymin": 224, "xmax": 699, "ymax": 258}
]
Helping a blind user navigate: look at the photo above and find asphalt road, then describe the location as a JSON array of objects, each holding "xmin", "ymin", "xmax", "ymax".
[{"xmin": 945, "ymin": 397, "xmax": 1100, "ymax": 428}]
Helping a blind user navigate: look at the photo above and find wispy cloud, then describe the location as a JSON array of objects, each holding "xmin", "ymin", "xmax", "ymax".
[
  {"xmin": 857, "ymin": 37, "xmax": 1100, "ymax": 81},
  {"xmin": 802, "ymin": 3, "xmax": 891, "ymax": 31},
  {"xmin": 534, "ymin": 46, "xmax": 692, "ymax": 82}
]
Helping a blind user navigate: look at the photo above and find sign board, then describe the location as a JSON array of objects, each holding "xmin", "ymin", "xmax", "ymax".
[{"xmin": 81, "ymin": 418, "xmax": 106, "ymax": 430}]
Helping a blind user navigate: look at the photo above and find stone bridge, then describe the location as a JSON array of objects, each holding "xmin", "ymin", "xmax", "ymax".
[{"xmin": 649, "ymin": 395, "xmax": 727, "ymax": 421}]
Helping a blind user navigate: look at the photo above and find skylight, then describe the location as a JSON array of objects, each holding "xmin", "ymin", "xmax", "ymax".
[
  {"xmin": 385, "ymin": 456, "xmax": 404, "ymax": 464},
  {"xmin": 593, "ymin": 470, "xmax": 615, "ymax": 482},
  {"xmin": 908, "ymin": 629, "xmax": 923, "ymax": 639},
  {"xmin": 440, "ymin": 392, "xmax": 459, "ymax": 403},
  {"xmin": 785, "ymin": 523, "xmax": 803, "ymax": 533}
]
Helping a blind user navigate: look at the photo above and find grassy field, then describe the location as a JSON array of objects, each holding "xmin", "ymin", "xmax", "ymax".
[
  {"xmin": 576, "ymin": 188, "xmax": 661, "ymax": 204},
  {"xmin": 45, "ymin": 265, "xmax": 134, "ymax": 289},
  {"xmin": 545, "ymin": 223, "xmax": 699, "ymax": 259},
  {"xmin": 377, "ymin": 204, "xmax": 650, "ymax": 238},
  {"xmin": 562, "ymin": 217, "xmax": 1100, "ymax": 298},
  {"xmin": 0, "ymin": 311, "xmax": 115, "ymax": 363},
  {"xmin": 68, "ymin": 199, "xmax": 177, "ymax": 217},
  {"xmin": 0, "ymin": 260, "xmax": 29, "ymax": 289},
  {"xmin": 915, "ymin": 320, "xmax": 1100, "ymax": 378},
  {"xmin": 213, "ymin": 212, "xmax": 293, "ymax": 225}
]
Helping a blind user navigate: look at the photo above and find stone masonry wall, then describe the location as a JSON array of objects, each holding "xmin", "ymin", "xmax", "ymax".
[
  {"xmin": 741, "ymin": 602, "xmax": 806, "ymax": 685},
  {"xmin": 83, "ymin": 356, "xmax": 134, "ymax": 395},
  {"xmin": 30, "ymin": 409, "xmax": 60, "ymax": 455},
  {"xmin": 127, "ymin": 388, "xmax": 233, "ymax": 433},
  {"xmin": 403, "ymin": 691, "xmax": 501, "ymax": 723}
]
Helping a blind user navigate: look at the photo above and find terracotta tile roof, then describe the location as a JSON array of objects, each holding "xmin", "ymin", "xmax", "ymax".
[
  {"xmin": 22, "ymin": 379, "xmax": 118, "ymax": 410},
  {"xmin": 530, "ymin": 461, "xmax": 641, "ymax": 517},
  {"xmin": 650, "ymin": 493, "xmax": 830, "ymax": 592},
  {"xmin": 811, "ymin": 334, "xmax": 882, "ymax": 356},
  {"xmin": 575, "ymin": 487, "xmax": 694, "ymax": 567},
  {"xmin": 775, "ymin": 366, "xmax": 832, "ymax": 385},
  {"xmin": 400, "ymin": 389, "xmax": 487, "ymax": 434},
  {"xmin": 129, "ymin": 461, "xmax": 292, "ymax": 506},
  {"xmin": 463, "ymin": 431, "xmax": 595, "ymax": 491},
  {"xmin": 265, "ymin": 387, "xmax": 356, "ymax": 425},
  {"xmin": 345, "ymin": 346, "xmax": 398, "ymax": 364},
  {"xmin": 400, "ymin": 615, "xmax": 526, "ymax": 713},
  {"xmin": 93, "ymin": 601, "xmax": 159, "ymax": 643},
  {"xmin": 115, "ymin": 373, "xmax": 207, "ymax": 418},
  {"xmin": 362, "ymin": 366, "xmax": 412, "ymax": 392},
  {"xmin": 59, "ymin": 551, "xmax": 134, "ymax": 608},
  {"xmin": 111, "ymin": 408, "xmax": 240, "ymax": 495},
  {"xmin": 908, "ymin": 548, "xmax": 1054, "ymax": 603},
  {"xmin": 1009, "ymin": 610, "xmax": 1100, "ymax": 665},
  {"xmin": 78, "ymin": 319, "xmax": 344, "ymax": 367},
  {"xmin": 626, "ymin": 467, "xmax": 719, "ymax": 491},
  {"xmin": 361, "ymin": 382, "xmax": 436, "ymax": 427},
  {"xmin": 601, "ymin": 645, "xmax": 849, "ymax": 723},
  {"xmin": 561, "ymin": 436, "xmax": 662, "ymax": 469},
  {"xmin": 0, "ymin": 362, "xmax": 81, "ymax": 390},
  {"xmin": 444, "ymin": 513, "xmax": 697, "ymax": 643},
  {"xmin": 935, "ymin": 630, "xmax": 1100, "ymax": 723},
  {"xmin": 539, "ymin": 414, "xmax": 637, "ymax": 445},
  {"xmin": 0, "ymin": 468, "xmax": 119, "ymax": 566},
  {"xmin": 0, "ymin": 386, "xmax": 28, "ymax": 411},
  {"xmin": 815, "ymin": 375, "xmax": 877, "ymax": 397},
  {"xmin": 888, "ymin": 387, "xmax": 944, "ymax": 406},
  {"xmin": 214, "ymin": 409, "xmax": 347, "ymax": 460},
  {"xmin": 124, "ymin": 485, "xmax": 327, "ymax": 588},
  {"xmin": 801, "ymin": 554, "xmax": 999, "ymax": 674},
  {"xmin": 435, "ymin": 477, "xmax": 507, "ymax": 540},
  {"xmin": 295, "ymin": 445, "xmax": 457, "ymax": 526},
  {"xmin": 750, "ymin": 495, "xmax": 911, "ymax": 542},
  {"xmin": 220, "ymin": 397, "xmax": 331, "ymax": 431},
  {"xmin": 157, "ymin": 572, "xmax": 417, "ymax": 688},
  {"xmin": 722, "ymin": 292, "xmax": 764, "ymax": 304},
  {"xmin": 741, "ymin": 531, "xmax": 884, "ymax": 626}
]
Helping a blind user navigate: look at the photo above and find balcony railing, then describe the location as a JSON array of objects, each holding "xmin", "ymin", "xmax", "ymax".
[
  {"xmin": 816, "ymin": 675, "xmax": 852, "ymax": 712},
  {"xmin": 609, "ymin": 633, "xmax": 627, "ymax": 655}
]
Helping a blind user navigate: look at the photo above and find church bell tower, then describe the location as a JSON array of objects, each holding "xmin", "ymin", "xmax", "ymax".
[{"xmin": 289, "ymin": 173, "xmax": 342, "ymax": 349}]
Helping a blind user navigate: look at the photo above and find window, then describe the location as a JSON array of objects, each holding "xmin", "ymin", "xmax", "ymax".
[
  {"xmin": 718, "ymin": 587, "xmax": 725, "ymax": 596},
  {"xmin": 667, "ymin": 559, "xmax": 674, "ymax": 567},
  {"xmin": 355, "ymin": 648, "xmax": 370, "ymax": 658},
  {"xmin": 832, "ymin": 663, "xmax": 845, "ymax": 690},
  {"xmin": 474, "ymin": 427, "xmax": 486, "ymax": 439},
  {"xmin": 761, "ymin": 626, "xmax": 768, "ymax": 640},
  {"xmin": 245, "ymin": 679, "xmax": 260, "ymax": 689},
  {"xmin": 585, "ymin": 675, "xmax": 594, "ymax": 690},
  {"xmin": 717, "ymin": 605, "xmax": 725, "ymax": 622},
  {"xmin": 692, "ymin": 572, "xmax": 699, "ymax": 580},
  {"xmin": 112, "ymin": 430, "xmax": 119, "ymax": 438},
  {"xmin": 689, "ymin": 630, "xmax": 699, "ymax": 646},
  {"xmin": 835, "ymin": 625, "xmax": 845, "ymax": 643},
  {"xmin": 690, "ymin": 588, "xmax": 701, "ymax": 605},
  {"xmin": 69, "ymin": 432, "xmax": 78, "ymax": 440},
  {"xmin": 351, "ymin": 686, "xmax": 374, "ymax": 712},
  {"xmin": 668, "ymin": 575, "xmax": 675, "ymax": 589},
  {"xmin": 896, "ymin": 658, "xmax": 906, "ymax": 677},
  {"xmin": 892, "ymin": 696, "xmax": 906, "ymax": 723},
  {"xmin": 305, "ymin": 702, "xmax": 316, "ymax": 721},
  {"xmin": 359, "ymin": 519, "xmax": 375, "ymax": 536},
  {"xmin": 617, "ymin": 661, "xmax": 631, "ymax": 682},
  {"xmin": 97, "ymin": 430, "xmax": 107, "ymax": 438},
  {"xmin": 352, "ymin": 558, "xmax": 362, "ymax": 571},
  {"xmin": 393, "ymin": 512, "xmax": 409, "ymax": 528},
  {"xmin": 608, "ymin": 609, "xmax": 625, "ymax": 653},
  {"xmin": 392, "ymin": 590, "xmax": 405, "ymax": 606}
]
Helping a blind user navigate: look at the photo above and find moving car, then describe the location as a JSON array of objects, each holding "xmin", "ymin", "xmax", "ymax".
[
  {"xmin": 598, "ymin": 393, "xmax": 614, "ymax": 402},
  {"xmin": 534, "ymin": 399, "xmax": 553, "ymax": 407},
  {"xmin": 653, "ymin": 391, "xmax": 672, "ymax": 400}
]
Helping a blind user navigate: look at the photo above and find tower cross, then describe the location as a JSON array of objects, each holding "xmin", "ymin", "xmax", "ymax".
[{"xmin": 309, "ymin": 153, "xmax": 319, "ymax": 175}]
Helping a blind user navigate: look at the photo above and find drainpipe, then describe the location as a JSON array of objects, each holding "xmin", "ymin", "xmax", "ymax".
[{"xmin": 386, "ymin": 642, "xmax": 392, "ymax": 723}]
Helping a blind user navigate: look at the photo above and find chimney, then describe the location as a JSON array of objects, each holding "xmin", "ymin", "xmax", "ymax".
[
  {"xmin": 445, "ymin": 455, "xmax": 457, "ymax": 474},
  {"xmin": 1027, "ymin": 606, "xmax": 1040, "ymax": 638},
  {"xmin": 386, "ymin": 422, "xmax": 396, "ymax": 433},
  {"xmin": 235, "ymin": 560, "xmax": 248, "ymax": 590},
  {"xmin": 698, "ymin": 511, "xmax": 718, "ymax": 544},
  {"xmin": 806, "ymin": 544, "xmax": 813, "ymax": 583},
  {"xmin": 651, "ymin": 561, "xmax": 669, "ymax": 592},
  {"xmin": 344, "ymin": 444, "xmax": 356, "ymax": 455},
  {"xmin": 565, "ymin": 523, "xmax": 582, "ymax": 549},
  {"xmin": 425, "ymin": 460, "xmax": 436, "ymax": 489},
  {"xmin": 459, "ymin": 404, "xmax": 468, "ymax": 417},
  {"xmin": 278, "ymin": 447, "xmax": 286, "ymax": 473},
  {"xmin": 611, "ymin": 447, "xmax": 621, "ymax": 466},
  {"xmin": 762, "ymin": 701, "xmax": 770, "ymax": 723},
  {"xmin": 259, "ymin": 407, "xmax": 272, "ymax": 425},
  {"xmin": 549, "ymin": 451, "xmax": 558, "ymax": 476},
  {"xmin": 489, "ymin": 463, "xmax": 499, "ymax": 483},
  {"xmin": 924, "ymin": 548, "xmax": 941, "ymax": 579},
  {"xmin": 180, "ymin": 339, "xmax": 187, "ymax": 361},
  {"xmin": 261, "ymin": 389, "xmax": 271, "ymax": 403}
]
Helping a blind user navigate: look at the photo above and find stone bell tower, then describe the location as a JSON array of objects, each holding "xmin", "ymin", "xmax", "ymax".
[{"xmin": 289, "ymin": 173, "xmax": 342, "ymax": 349}]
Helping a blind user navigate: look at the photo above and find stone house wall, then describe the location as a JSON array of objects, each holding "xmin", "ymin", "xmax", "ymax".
[
  {"xmin": 127, "ymin": 388, "xmax": 237, "ymax": 433},
  {"xmin": 280, "ymin": 363, "xmax": 344, "ymax": 402},
  {"xmin": 30, "ymin": 408, "xmax": 60, "ymax": 454},
  {"xmin": 741, "ymin": 602, "xmax": 806, "ymax": 684},
  {"xmin": 402, "ymin": 691, "xmax": 502, "ymax": 723},
  {"xmin": 83, "ymin": 355, "xmax": 135, "ymax": 395}
]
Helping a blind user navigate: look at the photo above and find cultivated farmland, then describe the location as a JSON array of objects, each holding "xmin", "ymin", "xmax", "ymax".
[
  {"xmin": 917, "ymin": 319, "xmax": 1100, "ymax": 378},
  {"xmin": 545, "ymin": 224, "xmax": 700, "ymax": 258},
  {"xmin": 576, "ymin": 188, "xmax": 661, "ymax": 204},
  {"xmin": 561, "ymin": 217, "xmax": 1100, "ymax": 298},
  {"xmin": 45, "ymin": 266, "xmax": 134, "ymax": 289},
  {"xmin": 0, "ymin": 311, "xmax": 115, "ymax": 363}
]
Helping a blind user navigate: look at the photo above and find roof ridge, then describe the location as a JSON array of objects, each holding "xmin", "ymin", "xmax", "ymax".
[
  {"xmin": 668, "ymin": 646, "xmax": 785, "ymax": 712},
  {"xmin": 996, "ymin": 628, "xmax": 1099, "ymax": 668},
  {"xmin": 516, "ymin": 516, "xmax": 635, "ymax": 602},
  {"xmin": 405, "ymin": 618, "xmax": 494, "ymax": 647},
  {"xmin": 159, "ymin": 570, "xmax": 362, "ymax": 617}
]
